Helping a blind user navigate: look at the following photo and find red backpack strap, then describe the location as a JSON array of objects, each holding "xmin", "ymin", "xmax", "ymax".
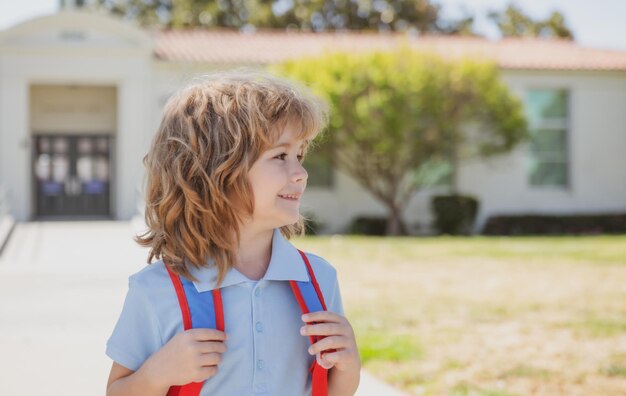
[
  {"xmin": 166, "ymin": 264, "xmax": 192, "ymax": 330},
  {"xmin": 165, "ymin": 262, "xmax": 224, "ymax": 396},
  {"xmin": 289, "ymin": 249, "xmax": 332, "ymax": 396}
]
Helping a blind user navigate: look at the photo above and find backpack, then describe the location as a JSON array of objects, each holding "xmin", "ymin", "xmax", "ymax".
[{"xmin": 164, "ymin": 249, "xmax": 330, "ymax": 396}]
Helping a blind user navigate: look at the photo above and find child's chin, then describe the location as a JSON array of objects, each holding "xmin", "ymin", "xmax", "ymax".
[{"xmin": 277, "ymin": 211, "xmax": 301, "ymax": 226}]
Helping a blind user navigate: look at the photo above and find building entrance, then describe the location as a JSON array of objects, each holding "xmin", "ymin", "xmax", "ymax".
[{"xmin": 33, "ymin": 135, "xmax": 112, "ymax": 217}]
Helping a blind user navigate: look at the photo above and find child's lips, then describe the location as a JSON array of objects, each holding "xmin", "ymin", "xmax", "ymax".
[
  {"xmin": 278, "ymin": 192, "xmax": 302, "ymax": 201},
  {"xmin": 278, "ymin": 195, "xmax": 300, "ymax": 201}
]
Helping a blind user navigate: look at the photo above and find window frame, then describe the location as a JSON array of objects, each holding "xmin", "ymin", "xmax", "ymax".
[{"xmin": 525, "ymin": 87, "xmax": 571, "ymax": 190}]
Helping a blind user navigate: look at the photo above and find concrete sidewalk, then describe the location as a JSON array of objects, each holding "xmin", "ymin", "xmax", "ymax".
[{"xmin": 0, "ymin": 221, "xmax": 407, "ymax": 396}]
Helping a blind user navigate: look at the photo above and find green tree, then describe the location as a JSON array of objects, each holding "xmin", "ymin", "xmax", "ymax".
[
  {"xmin": 488, "ymin": 3, "xmax": 574, "ymax": 39},
  {"xmin": 274, "ymin": 48, "xmax": 527, "ymax": 235},
  {"xmin": 268, "ymin": 0, "xmax": 444, "ymax": 33},
  {"xmin": 90, "ymin": 0, "xmax": 477, "ymax": 34},
  {"xmin": 93, "ymin": 0, "xmax": 171, "ymax": 27},
  {"xmin": 91, "ymin": 0, "xmax": 274, "ymax": 28}
]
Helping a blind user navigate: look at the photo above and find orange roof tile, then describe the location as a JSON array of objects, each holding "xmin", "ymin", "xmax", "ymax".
[{"xmin": 152, "ymin": 29, "xmax": 626, "ymax": 71}]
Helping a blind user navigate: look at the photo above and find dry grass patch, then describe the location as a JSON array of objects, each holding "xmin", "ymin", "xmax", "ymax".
[{"xmin": 295, "ymin": 235, "xmax": 626, "ymax": 396}]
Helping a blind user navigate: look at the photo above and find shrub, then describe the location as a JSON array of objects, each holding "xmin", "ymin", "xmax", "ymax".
[
  {"xmin": 347, "ymin": 216, "xmax": 387, "ymax": 235},
  {"xmin": 432, "ymin": 195, "xmax": 479, "ymax": 235},
  {"xmin": 482, "ymin": 213, "xmax": 626, "ymax": 235}
]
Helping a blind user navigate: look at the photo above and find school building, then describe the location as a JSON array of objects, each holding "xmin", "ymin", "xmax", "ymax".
[{"xmin": 1, "ymin": 9, "xmax": 626, "ymax": 237}]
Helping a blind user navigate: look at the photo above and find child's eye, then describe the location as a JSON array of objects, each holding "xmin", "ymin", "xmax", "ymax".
[
  {"xmin": 275, "ymin": 153, "xmax": 288, "ymax": 160},
  {"xmin": 274, "ymin": 153, "xmax": 305, "ymax": 163}
]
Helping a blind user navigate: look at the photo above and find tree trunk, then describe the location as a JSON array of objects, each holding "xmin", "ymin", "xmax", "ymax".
[
  {"xmin": 385, "ymin": 204, "xmax": 408, "ymax": 236},
  {"xmin": 450, "ymin": 132, "xmax": 460, "ymax": 195}
]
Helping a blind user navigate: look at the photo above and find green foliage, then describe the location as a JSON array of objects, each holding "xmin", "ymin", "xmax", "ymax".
[
  {"xmin": 566, "ymin": 316, "xmax": 626, "ymax": 338},
  {"xmin": 483, "ymin": 213, "xmax": 626, "ymax": 235},
  {"xmin": 93, "ymin": 0, "xmax": 476, "ymax": 33},
  {"xmin": 488, "ymin": 4, "xmax": 574, "ymax": 39},
  {"xmin": 602, "ymin": 353, "xmax": 626, "ymax": 378},
  {"xmin": 499, "ymin": 364, "xmax": 554, "ymax": 380},
  {"xmin": 265, "ymin": 0, "xmax": 445, "ymax": 33},
  {"xmin": 347, "ymin": 216, "xmax": 388, "ymax": 235},
  {"xmin": 357, "ymin": 330, "xmax": 423, "ymax": 364},
  {"xmin": 432, "ymin": 194, "xmax": 479, "ymax": 235},
  {"xmin": 275, "ymin": 48, "xmax": 527, "ymax": 171},
  {"xmin": 604, "ymin": 364, "xmax": 626, "ymax": 378},
  {"xmin": 450, "ymin": 383, "xmax": 522, "ymax": 396}
]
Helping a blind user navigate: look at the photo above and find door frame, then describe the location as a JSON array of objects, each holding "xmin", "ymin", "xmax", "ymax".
[{"xmin": 31, "ymin": 133, "xmax": 115, "ymax": 220}]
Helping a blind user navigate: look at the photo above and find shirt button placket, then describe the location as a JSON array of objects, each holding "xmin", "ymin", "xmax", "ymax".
[{"xmin": 252, "ymin": 285, "xmax": 267, "ymax": 393}]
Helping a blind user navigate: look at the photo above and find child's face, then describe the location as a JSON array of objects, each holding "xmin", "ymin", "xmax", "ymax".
[{"xmin": 247, "ymin": 123, "xmax": 308, "ymax": 229}]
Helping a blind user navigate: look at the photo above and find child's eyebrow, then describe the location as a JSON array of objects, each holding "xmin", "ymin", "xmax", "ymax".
[{"xmin": 272, "ymin": 140, "xmax": 309, "ymax": 149}]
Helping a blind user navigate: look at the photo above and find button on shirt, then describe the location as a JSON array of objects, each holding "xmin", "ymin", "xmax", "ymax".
[{"xmin": 106, "ymin": 228, "xmax": 345, "ymax": 396}]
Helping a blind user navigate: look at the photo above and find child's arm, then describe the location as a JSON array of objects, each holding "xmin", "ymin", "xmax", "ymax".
[
  {"xmin": 106, "ymin": 328, "xmax": 228, "ymax": 396},
  {"xmin": 301, "ymin": 311, "xmax": 361, "ymax": 396},
  {"xmin": 328, "ymin": 365, "xmax": 361, "ymax": 396},
  {"xmin": 106, "ymin": 362, "xmax": 169, "ymax": 396}
]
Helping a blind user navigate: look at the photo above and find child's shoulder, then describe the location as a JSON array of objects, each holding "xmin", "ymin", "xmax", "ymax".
[
  {"xmin": 300, "ymin": 251, "xmax": 343, "ymax": 313},
  {"xmin": 301, "ymin": 251, "xmax": 338, "ymax": 280},
  {"xmin": 127, "ymin": 259, "xmax": 171, "ymax": 291}
]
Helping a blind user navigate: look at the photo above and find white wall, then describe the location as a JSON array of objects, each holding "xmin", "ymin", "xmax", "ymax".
[{"xmin": 460, "ymin": 70, "xmax": 626, "ymax": 231}]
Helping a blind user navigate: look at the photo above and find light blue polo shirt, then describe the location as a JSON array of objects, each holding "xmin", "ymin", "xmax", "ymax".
[{"xmin": 106, "ymin": 228, "xmax": 344, "ymax": 395}]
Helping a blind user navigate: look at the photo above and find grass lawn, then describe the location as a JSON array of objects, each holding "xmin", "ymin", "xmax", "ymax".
[{"xmin": 294, "ymin": 235, "xmax": 626, "ymax": 396}]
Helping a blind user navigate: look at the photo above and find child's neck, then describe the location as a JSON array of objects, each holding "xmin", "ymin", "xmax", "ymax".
[{"xmin": 234, "ymin": 226, "xmax": 273, "ymax": 281}]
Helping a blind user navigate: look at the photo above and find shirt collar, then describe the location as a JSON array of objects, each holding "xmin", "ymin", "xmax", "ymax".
[{"xmin": 189, "ymin": 228, "xmax": 309, "ymax": 292}]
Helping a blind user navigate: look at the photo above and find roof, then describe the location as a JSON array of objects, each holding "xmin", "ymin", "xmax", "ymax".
[{"xmin": 152, "ymin": 29, "xmax": 626, "ymax": 71}]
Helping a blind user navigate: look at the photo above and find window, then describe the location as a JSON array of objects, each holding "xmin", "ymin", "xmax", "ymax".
[
  {"xmin": 304, "ymin": 135, "xmax": 334, "ymax": 188},
  {"xmin": 525, "ymin": 89, "xmax": 569, "ymax": 187}
]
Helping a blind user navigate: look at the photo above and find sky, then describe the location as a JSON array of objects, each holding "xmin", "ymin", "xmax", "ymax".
[{"xmin": 0, "ymin": 0, "xmax": 624, "ymax": 52}]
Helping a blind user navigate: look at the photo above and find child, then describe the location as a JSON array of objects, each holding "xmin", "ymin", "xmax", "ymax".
[{"xmin": 105, "ymin": 71, "xmax": 361, "ymax": 396}]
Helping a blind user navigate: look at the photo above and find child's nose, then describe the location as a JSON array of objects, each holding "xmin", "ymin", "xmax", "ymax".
[{"xmin": 292, "ymin": 162, "xmax": 308, "ymax": 183}]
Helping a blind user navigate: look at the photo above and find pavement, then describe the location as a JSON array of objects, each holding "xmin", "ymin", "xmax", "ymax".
[{"xmin": 0, "ymin": 221, "xmax": 407, "ymax": 396}]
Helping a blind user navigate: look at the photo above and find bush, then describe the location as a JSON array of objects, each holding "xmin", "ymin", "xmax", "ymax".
[
  {"xmin": 347, "ymin": 216, "xmax": 387, "ymax": 236},
  {"xmin": 482, "ymin": 213, "xmax": 626, "ymax": 235},
  {"xmin": 431, "ymin": 195, "xmax": 479, "ymax": 235}
]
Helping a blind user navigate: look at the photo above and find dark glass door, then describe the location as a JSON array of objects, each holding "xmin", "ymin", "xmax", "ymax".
[{"xmin": 34, "ymin": 135, "xmax": 112, "ymax": 217}]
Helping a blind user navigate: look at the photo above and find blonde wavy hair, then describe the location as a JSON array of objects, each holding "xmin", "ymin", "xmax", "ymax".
[{"xmin": 135, "ymin": 70, "xmax": 329, "ymax": 286}]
